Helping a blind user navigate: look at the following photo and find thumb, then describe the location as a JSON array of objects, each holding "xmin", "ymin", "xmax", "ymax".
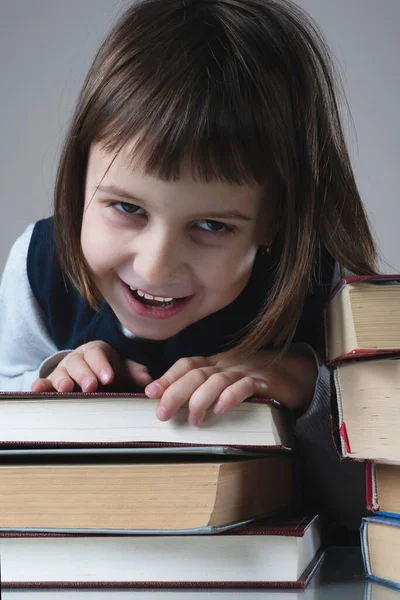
[{"xmin": 252, "ymin": 378, "xmax": 270, "ymax": 397}]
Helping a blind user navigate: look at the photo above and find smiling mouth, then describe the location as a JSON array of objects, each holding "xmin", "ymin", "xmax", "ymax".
[{"xmin": 128, "ymin": 286, "xmax": 187, "ymax": 308}]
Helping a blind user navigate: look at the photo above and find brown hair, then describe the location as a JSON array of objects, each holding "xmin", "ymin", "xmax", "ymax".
[{"xmin": 54, "ymin": 0, "xmax": 378, "ymax": 356}]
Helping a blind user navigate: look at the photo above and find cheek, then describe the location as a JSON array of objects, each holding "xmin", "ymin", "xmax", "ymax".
[
  {"xmin": 80, "ymin": 211, "xmax": 117, "ymax": 276},
  {"xmin": 201, "ymin": 244, "xmax": 257, "ymax": 292}
]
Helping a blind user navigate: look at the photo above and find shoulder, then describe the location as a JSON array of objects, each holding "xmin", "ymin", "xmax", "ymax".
[
  {"xmin": 27, "ymin": 217, "xmax": 56, "ymax": 278},
  {"xmin": 0, "ymin": 224, "xmax": 36, "ymax": 312},
  {"xmin": 26, "ymin": 217, "xmax": 70, "ymax": 312}
]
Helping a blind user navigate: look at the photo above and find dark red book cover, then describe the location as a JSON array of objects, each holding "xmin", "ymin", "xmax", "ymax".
[
  {"xmin": 326, "ymin": 274, "xmax": 400, "ymax": 365},
  {"xmin": 0, "ymin": 515, "xmax": 322, "ymax": 589},
  {"xmin": 0, "ymin": 392, "xmax": 291, "ymax": 452}
]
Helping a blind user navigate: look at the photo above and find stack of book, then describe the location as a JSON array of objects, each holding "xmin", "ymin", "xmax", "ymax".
[
  {"xmin": 326, "ymin": 273, "xmax": 400, "ymax": 590},
  {"xmin": 0, "ymin": 391, "xmax": 322, "ymax": 588}
]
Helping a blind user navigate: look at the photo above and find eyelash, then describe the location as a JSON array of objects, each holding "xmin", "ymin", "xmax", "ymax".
[{"xmin": 109, "ymin": 201, "xmax": 235, "ymax": 235}]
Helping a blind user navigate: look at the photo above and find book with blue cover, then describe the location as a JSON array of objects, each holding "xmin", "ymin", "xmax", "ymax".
[{"xmin": 361, "ymin": 515, "xmax": 400, "ymax": 589}]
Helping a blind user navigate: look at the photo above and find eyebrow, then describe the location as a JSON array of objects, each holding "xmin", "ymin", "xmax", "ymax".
[{"xmin": 96, "ymin": 184, "xmax": 253, "ymax": 221}]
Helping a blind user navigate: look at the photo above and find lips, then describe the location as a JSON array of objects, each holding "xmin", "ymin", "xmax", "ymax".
[
  {"xmin": 121, "ymin": 281, "xmax": 194, "ymax": 320},
  {"xmin": 128, "ymin": 286, "xmax": 182, "ymax": 308}
]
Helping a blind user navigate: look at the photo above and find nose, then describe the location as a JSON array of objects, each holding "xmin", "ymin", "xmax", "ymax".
[{"xmin": 132, "ymin": 227, "xmax": 186, "ymax": 286}]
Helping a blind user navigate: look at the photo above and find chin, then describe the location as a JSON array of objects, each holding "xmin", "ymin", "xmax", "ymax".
[{"xmin": 120, "ymin": 322, "xmax": 185, "ymax": 341}]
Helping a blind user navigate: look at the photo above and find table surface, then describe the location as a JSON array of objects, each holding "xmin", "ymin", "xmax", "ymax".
[{"xmin": 2, "ymin": 546, "xmax": 399, "ymax": 599}]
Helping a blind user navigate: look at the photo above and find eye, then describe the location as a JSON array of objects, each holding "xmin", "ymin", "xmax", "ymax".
[
  {"xmin": 196, "ymin": 220, "xmax": 233, "ymax": 234},
  {"xmin": 112, "ymin": 201, "xmax": 146, "ymax": 215}
]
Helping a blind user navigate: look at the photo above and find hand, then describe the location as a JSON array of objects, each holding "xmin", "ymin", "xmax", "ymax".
[
  {"xmin": 145, "ymin": 350, "xmax": 317, "ymax": 425},
  {"xmin": 31, "ymin": 341, "xmax": 153, "ymax": 393},
  {"xmin": 144, "ymin": 353, "xmax": 270, "ymax": 426}
]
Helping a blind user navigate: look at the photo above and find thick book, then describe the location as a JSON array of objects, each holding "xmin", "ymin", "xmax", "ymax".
[
  {"xmin": 325, "ymin": 274, "xmax": 400, "ymax": 363},
  {"xmin": 361, "ymin": 516, "xmax": 400, "ymax": 590},
  {"xmin": 0, "ymin": 392, "xmax": 291, "ymax": 451},
  {"xmin": 333, "ymin": 356, "xmax": 400, "ymax": 463},
  {"xmin": 0, "ymin": 454, "xmax": 293, "ymax": 533},
  {"xmin": 366, "ymin": 463, "xmax": 400, "ymax": 516},
  {"xmin": 0, "ymin": 516, "xmax": 321, "ymax": 588}
]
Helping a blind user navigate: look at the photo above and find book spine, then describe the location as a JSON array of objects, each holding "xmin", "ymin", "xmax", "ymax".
[
  {"xmin": 366, "ymin": 463, "xmax": 379, "ymax": 512},
  {"xmin": 333, "ymin": 370, "xmax": 349, "ymax": 457},
  {"xmin": 360, "ymin": 519, "xmax": 372, "ymax": 576}
]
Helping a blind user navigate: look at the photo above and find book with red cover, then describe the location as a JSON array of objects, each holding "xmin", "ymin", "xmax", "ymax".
[
  {"xmin": 366, "ymin": 462, "xmax": 400, "ymax": 516},
  {"xmin": 0, "ymin": 392, "xmax": 291, "ymax": 453},
  {"xmin": 0, "ymin": 515, "xmax": 322, "ymax": 589},
  {"xmin": 325, "ymin": 274, "xmax": 400, "ymax": 364}
]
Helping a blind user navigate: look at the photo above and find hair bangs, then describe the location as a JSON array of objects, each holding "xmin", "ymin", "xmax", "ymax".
[
  {"xmin": 97, "ymin": 94, "xmax": 275, "ymax": 185},
  {"xmin": 84, "ymin": 2, "xmax": 277, "ymax": 185}
]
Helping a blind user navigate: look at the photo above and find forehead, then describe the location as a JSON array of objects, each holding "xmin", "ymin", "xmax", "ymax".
[{"xmin": 87, "ymin": 142, "xmax": 266, "ymax": 210}]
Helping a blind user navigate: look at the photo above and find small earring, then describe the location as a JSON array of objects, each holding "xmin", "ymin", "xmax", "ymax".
[{"xmin": 260, "ymin": 245, "xmax": 271, "ymax": 255}]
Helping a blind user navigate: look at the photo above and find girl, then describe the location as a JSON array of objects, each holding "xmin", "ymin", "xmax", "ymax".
[{"xmin": 0, "ymin": 0, "xmax": 377, "ymax": 532}]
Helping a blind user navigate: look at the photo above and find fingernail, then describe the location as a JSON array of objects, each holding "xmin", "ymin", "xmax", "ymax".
[
  {"xmin": 82, "ymin": 377, "xmax": 95, "ymax": 391},
  {"xmin": 156, "ymin": 405, "xmax": 168, "ymax": 421},
  {"xmin": 59, "ymin": 378, "xmax": 72, "ymax": 392},
  {"xmin": 146, "ymin": 383, "xmax": 161, "ymax": 397},
  {"xmin": 100, "ymin": 370, "xmax": 111, "ymax": 384},
  {"xmin": 213, "ymin": 401, "xmax": 225, "ymax": 414}
]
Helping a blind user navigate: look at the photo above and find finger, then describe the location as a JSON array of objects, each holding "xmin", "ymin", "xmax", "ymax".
[
  {"xmin": 55, "ymin": 356, "xmax": 98, "ymax": 392},
  {"xmin": 31, "ymin": 378, "xmax": 57, "ymax": 393},
  {"xmin": 154, "ymin": 366, "xmax": 217, "ymax": 421},
  {"xmin": 37, "ymin": 369, "xmax": 76, "ymax": 393},
  {"xmin": 145, "ymin": 357, "xmax": 210, "ymax": 398},
  {"xmin": 213, "ymin": 377, "xmax": 268, "ymax": 415},
  {"xmin": 186, "ymin": 371, "xmax": 244, "ymax": 425},
  {"xmin": 82, "ymin": 343, "xmax": 120, "ymax": 386},
  {"xmin": 123, "ymin": 360, "xmax": 153, "ymax": 386}
]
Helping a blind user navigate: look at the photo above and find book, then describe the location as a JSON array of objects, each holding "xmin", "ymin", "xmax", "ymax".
[
  {"xmin": 0, "ymin": 591, "xmax": 325, "ymax": 600},
  {"xmin": 0, "ymin": 454, "xmax": 293, "ymax": 532},
  {"xmin": 333, "ymin": 356, "xmax": 400, "ymax": 462},
  {"xmin": 362, "ymin": 516, "xmax": 400, "ymax": 590},
  {"xmin": 0, "ymin": 392, "xmax": 291, "ymax": 451},
  {"xmin": 366, "ymin": 463, "xmax": 400, "ymax": 516},
  {"xmin": 366, "ymin": 581, "xmax": 400, "ymax": 600},
  {"xmin": 326, "ymin": 275, "xmax": 400, "ymax": 362},
  {"xmin": 0, "ymin": 516, "xmax": 322, "ymax": 588}
]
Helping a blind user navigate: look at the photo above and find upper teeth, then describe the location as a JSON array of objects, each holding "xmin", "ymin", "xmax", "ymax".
[{"xmin": 129, "ymin": 287, "xmax": 174, "ymax": 302}]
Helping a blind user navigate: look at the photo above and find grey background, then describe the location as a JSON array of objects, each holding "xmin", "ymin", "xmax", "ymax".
[{"xmin": 0, "ymin": 0, "xmax": 398, "ymax": 273}]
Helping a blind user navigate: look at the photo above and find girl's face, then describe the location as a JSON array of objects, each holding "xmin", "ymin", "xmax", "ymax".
[{"xmin": 81, "ymin": 142, "xmax": 268, "ymax": 340}]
